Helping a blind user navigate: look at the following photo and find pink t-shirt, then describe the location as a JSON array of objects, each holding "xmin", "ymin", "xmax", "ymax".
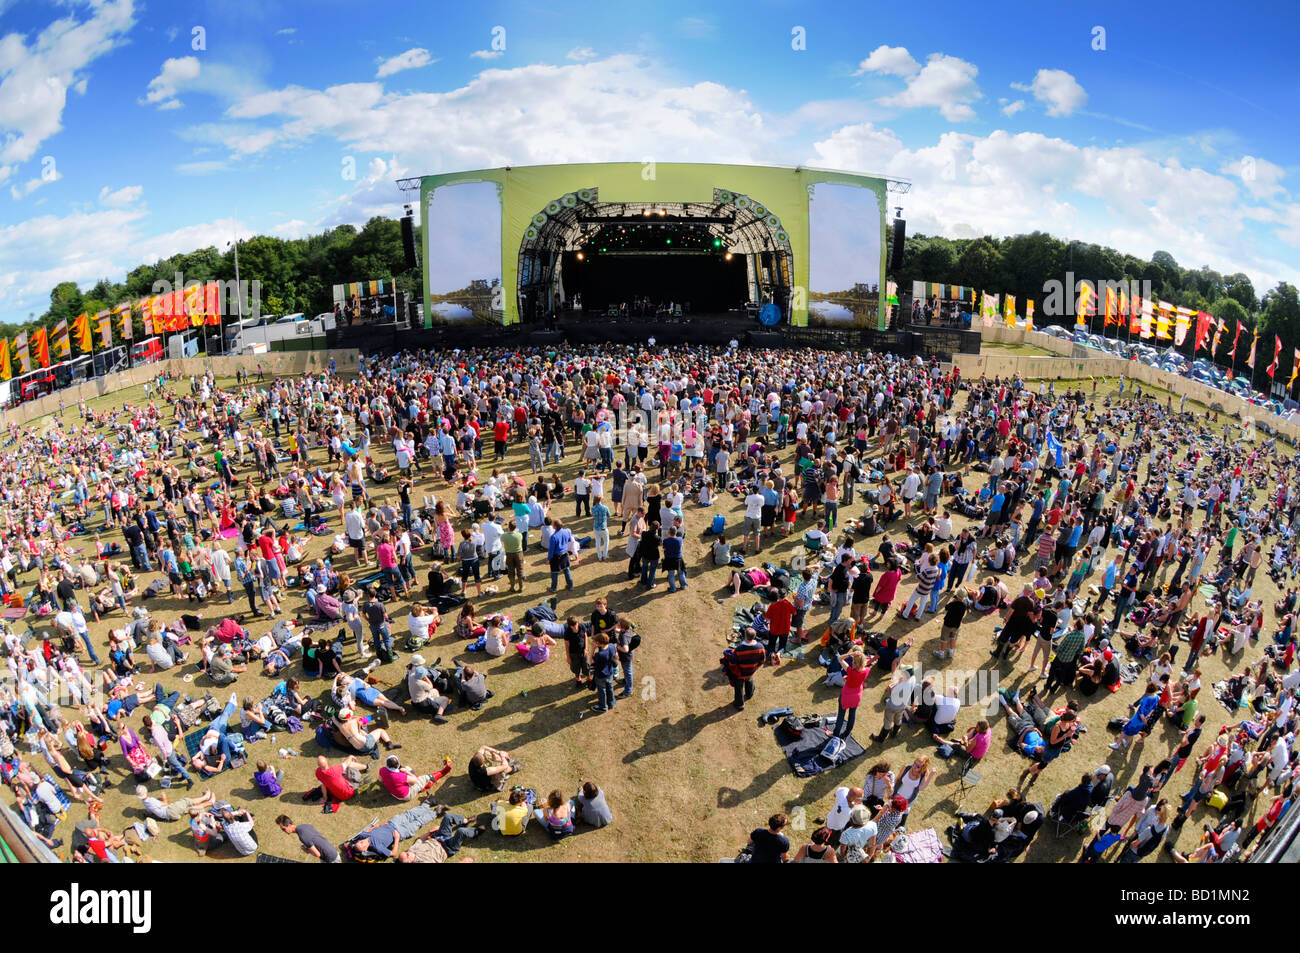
[
  {"xmin": 968, "ymin": 729, "xmax": 992, "ymax": 760},
  {"xmin": 376, "ymin": 542, "xmax": 397, "ymax": 570},
  {"xmin": 839, "ymin": 666, "xmax": 869, "ymax": 709},
  {"xmin": 379, "ymin": 765, "xmax": 411, "ymax": 799}
]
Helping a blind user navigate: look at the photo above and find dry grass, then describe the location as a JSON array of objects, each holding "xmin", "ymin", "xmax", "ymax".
[{"xmin": 13, "ymin": 371, "xmax": 1278, "ymax": 863}]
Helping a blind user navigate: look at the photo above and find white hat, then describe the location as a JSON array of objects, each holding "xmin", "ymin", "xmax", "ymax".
[
  {"xmin": 410, "ymin": 654, "xmax": 426, "ymax": 667},
  {"xmin": 316, "ymin": 583, "xmax": 326, "ymax": 593}
]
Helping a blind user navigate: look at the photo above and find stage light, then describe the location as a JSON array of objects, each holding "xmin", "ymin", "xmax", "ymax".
[
  {"xmin": 725, "ymin": 252, "xmax": 733, "ymax": 260},
  {"xmin": 712, "ymin": 238, "xmax": 722, "ymax": 248},
  {"xmin": 665, "ymin": 238, "xmax": 672, "ymax": 244},
  {"xmin": 658, "ymin": 208, "xmax": 665, "ymax": 216},
  {"xmin": 576, "ymin": 252, "xmax": 584, "ymax": 260}
]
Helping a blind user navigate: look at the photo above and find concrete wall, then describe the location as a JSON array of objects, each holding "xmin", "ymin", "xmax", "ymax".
[
  {"xmin": 964, "ymin": 325, "xmax": 1300, "ymax": 443},
  {"xmin": 2, "ymin": 348, "xmax": 362, "ymax": 428}
]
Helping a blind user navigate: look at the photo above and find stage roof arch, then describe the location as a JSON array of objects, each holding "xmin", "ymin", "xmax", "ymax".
[{"xmin": 411, "ymin": 162, "xmax": 895, "ymax": 328}]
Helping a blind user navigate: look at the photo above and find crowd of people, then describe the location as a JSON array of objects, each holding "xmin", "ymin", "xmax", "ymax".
[{"xmin": 0, "ymin": 338, "xmax": 1296, "ymax": 864}]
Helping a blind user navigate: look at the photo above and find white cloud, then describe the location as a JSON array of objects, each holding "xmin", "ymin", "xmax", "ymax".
[
  {"xmin": 9, "ymin": 167, "xmax": 60, "ymax": 199},
  {"xmin": 143, "ymin": 56, "xmax": 200, "ymax": 109},
  {"xmin": 470, "ymin": 49, "xmax": 503, "ymax": 60},
  {"xmin": 1012, "ymin": 69, "xmax": 1087, "ymax": 118},
  {"xmin": 1221, "ymin": 155, "xmax": 1285, "ymax": 200},
  {"xmin": 376, "ymin": 47, "xmax": 435, "ymax": 79},
  {"xmin": 854, "ymin": 45, "xmax": 919, "ymax": 78},
  {"xmin": 566, "ymin": 46, "xmax": 597, "ymax": 62},
  {"xmin": 1000, "ymin": 98, "xmax": 1025, "ymax": 116},
  {"xmin": 275, "ymin": 28, "xmax": 296, "ymax": 36},
  {"xmin": 175, "ymin": 159, "xmax": 230, "ymax": 175},
  {"xmin": 268, "ymin": 219, "xmax": 308, "ymax": 239},
  {"xmin": 866, "ymin": 51, "xmax": 981, "ymax": 122},
  {"xmin": 98, "ymin": 184, "xmax": 143, "ymax": 207},
  {"xmin": 809, "ymin": 124, "xmax": 1294, "ymax": 291},
  {"xmin": 0, "ymin": 0, "xmax": 136, "ymax": 163}
]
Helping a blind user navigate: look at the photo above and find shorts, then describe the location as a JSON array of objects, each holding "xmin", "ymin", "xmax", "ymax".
[
  {"xmin": 760, "ymin": 505, "xmax": 776, "ymax": 528},
  {"xmin": 349, "ymin": 537, "xmax": 364, "ymax": 552},
  {"xmin": 940, "ymin": 624, "xmax": 960, "ymax": 642},
  {"xmin": 743, "ymin": 516, "xmax": 762, "ymax": 535}
]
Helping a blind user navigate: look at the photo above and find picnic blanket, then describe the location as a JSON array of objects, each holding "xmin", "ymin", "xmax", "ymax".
[
  {"xmin": 775, "ymin": 715, "xmax": 866, "ymax": 778},
  {"xmin": 890, "ymin": 827, "xmax": 943, "ymax": 864},
  {"xmin": 181, "ymin": 725, "xmax": 249, "ymax": 772}
]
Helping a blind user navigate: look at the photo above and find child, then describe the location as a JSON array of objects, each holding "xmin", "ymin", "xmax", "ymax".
[{"xmin": 188, "ymin": 577, "xmax": 209, "ymax": 604}]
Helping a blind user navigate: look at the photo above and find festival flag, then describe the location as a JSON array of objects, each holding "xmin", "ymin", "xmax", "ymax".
[
  {"xmin": 1004, "ymin": 294, "xmax": 1016, "ymax": 328},
  {"xmin": 1155, "ymin": 301, "xmax": 1173, "ymax": 340},
  {"xmin": 1139, "ymin": 297, "xmax": 1154, "ymax": 339},
  {"xmin": 1025, "ymin": 299, "xmax": 1035, "ymax": 331},
  {"xmin": 1211, "ymin": 318, "xmax": 1225, "ymax": 356},
  {"xmin": 135, "ymin": 299, "xmax": 153, "ymax": 337},
  {"xmin": 72, "ymin": 312, "xmax": 92, "ymax": 353},
  {"xmin": 912, "ymin": 281, "xmax": 925, "ymax": 301},
  {"xmin": 1127, "ymin": 292, "xmax": 1141, "ymax": 335},
  {"xmin": 1076, "ymin": 280, "xmax": 1094, "ymax": 327},
  {"xmin": 0, "ymin": 339, "xmax": 9, "ymax": 381},
  {"xmin": 14, "ymin": 331, "xmax": 29, "ymax": 373},
  {"xmin": 31, "ymin": 326, "xmax": 49, "ymax": 368},
  {"xmin": 95, "ymin": 309, "xmax": 112, "ymax": 347},
  {"xmin": 1228, "ymin": 320, "xmax": 1242, "ymax": 361},
  {"xmin": 1103, "ymin": 284, "xmax": 1117, "ymax": 327},
  {"xmin": 1268, "ymin": 335, "xmax": 1282, "ymax": 378},
  {"xmin": 1290, "ymin": 348, "xmax": 1300, "ymax": 390},
  {"xmin": 1174, "ymin": 306, "xmax": 1192, "ymax": 346},
  {"xmin": 1247, "ymin": 327, "xmax": 1259, "ymax": 369},
  {"xmin": 1195, "ymin": 311, "xmax": 1214, "ymax": 353},
  {"xmin": 51, "ymin": 319, "xmax": 70, "ymax": 359},
  {"xmin": 114, "ymin": 301, "xmax": 132, "ymax": 340}
]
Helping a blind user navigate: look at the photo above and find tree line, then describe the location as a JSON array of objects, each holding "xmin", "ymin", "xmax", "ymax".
[{"xmin": 2, "ymin": 216, "xmax": 423, "ymax": 350}]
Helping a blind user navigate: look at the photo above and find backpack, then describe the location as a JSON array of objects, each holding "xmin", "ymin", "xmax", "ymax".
[{"xmin": 314, "ymin": 724, "xmax": 334, "ymax": 750}]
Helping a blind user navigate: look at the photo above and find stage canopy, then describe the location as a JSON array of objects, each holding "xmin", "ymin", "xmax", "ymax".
[{"xmin": 416, "ymin": 162, "xmax": 889, "ymax": 328}]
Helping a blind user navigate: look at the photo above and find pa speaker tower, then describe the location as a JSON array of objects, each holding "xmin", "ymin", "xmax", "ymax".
[
  {"xmin": 400, "ymin": 213, "xmax": 419, "ymax": 269},
  {"xmin": 889, "ymin": 217, "xmax": 906, "ymax": 274}
]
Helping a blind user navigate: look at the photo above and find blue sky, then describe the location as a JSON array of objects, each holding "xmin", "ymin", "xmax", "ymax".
[{"xmin": 1, "ymin": 0, "xmax": 1298, "ymax": 324}]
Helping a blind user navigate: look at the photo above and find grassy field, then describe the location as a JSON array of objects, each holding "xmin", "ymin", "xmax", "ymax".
[
  {"xmin": 12, "ymin": 369, "xmax": 1280, "ymax": 863},
  {"xmin": 980, "ymin": 341, "xmax": 1059, "ymax": 357}
]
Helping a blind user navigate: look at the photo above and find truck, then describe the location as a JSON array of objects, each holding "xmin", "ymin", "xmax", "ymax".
[{"xmin": 229, "ymin": 313, "xmax": 335, "ymax": 354}]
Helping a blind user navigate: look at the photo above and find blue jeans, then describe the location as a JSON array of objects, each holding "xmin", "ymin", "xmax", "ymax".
[
  {"xmin": 132, "ymin": 544, "xmax": 153, "ymax": 572},
  {"xmin": 619, "ymin": 651, "xmax": 634, "ymax": 694},
  {"xmin": 80, "ymin": 632, "xmax": 101, "ymax": 665},
  {"xmin": 549, "ymin": 565, "xmax": 574, "ymax": 591},
  {"xmin": 166, "ymin": 751, "xmax": 192, "ymax": 782},
  {"xmin": 667, "ymin": 567, "xmax": 687, "ymax": 591},
  {"xmin": 593, "ymin": 676, "xmax": 616, "ymax": 710},
  {"xmin": 154, "ymin": 684, "xmax": 181, "ymax": 709},
  {"xmin": 640, "ymin": 561, "xmax": 657, "ymax": 587},
  {"xmin": 828, "ymin": 590, "xmax": 848, "ymax": 623},
  {"xmin": 401, "ymin": 503, "xmax": 412, "ymax": 527},
  {"xmin": 832, "ymin": 704, "xmax": 857, "ymax": 739},
  {"xmin": 371, "ymin": 624, "xmax": 393, "ymax": 658},
  {"xmin": 824, "ymin": 501, "xmax": 838, "ymax": 530}
]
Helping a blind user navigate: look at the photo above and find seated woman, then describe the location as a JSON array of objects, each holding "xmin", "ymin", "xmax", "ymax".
[
  {"xmin": 516, "ymin": 624, "xmax": 555, "ymax": 664},
  {"xmin": 711, "ymin": 536, "xmax": 732, "ymax": 566},
  {"xmin": 332, "ymin": 672, "xmax": 406, "ymax": 715},
  {"xmin": 300, "ymin": 636, "xmax": 345, "ymax": 680},
  {"xmin": 271, "ymin": 677, "xmax": 312, "ymax": 716},
  {"xmin": 332, "ymin": 706, "xmax": 399, "ymax": 757},
  {"xmin": 728, "ymin": 564, "xmax": 771, "ymax": 597},
  {"xmin": 534, "ymin": 789, "xmax": 575, "ymax": 839}
]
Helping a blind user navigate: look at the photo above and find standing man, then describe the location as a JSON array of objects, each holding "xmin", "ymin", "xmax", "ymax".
[
  {"xmin": 365, "ymin": 590, "xmax": 395, "ymax": 662},
  {"xmin": 724, "ymin": 628, "xmax": 767, "ymax": 712}
]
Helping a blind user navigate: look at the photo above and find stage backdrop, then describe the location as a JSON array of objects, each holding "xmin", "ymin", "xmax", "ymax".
[{"xmin": 418, "ymin": 163, "xmax": 888, "ymax": 328}]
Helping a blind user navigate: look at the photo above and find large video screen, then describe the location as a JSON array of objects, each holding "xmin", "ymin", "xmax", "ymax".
[
  {"xmin": 426, "ymin": 181, "xmax": 503, "ymax": 324},
  {"xmin": 807, "ymin": 182, "xmax": 882, "ymax": 327}
]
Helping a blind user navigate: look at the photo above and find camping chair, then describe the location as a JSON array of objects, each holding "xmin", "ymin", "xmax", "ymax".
[{"xmin": 1047, "ymin": 800, "xmax": 1092, "ymax": 838}]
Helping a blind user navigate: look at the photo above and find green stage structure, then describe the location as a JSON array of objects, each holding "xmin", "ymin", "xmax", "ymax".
[{"xmin": 415, "ymin": 162, "xmax": 891, "ymax": 330}]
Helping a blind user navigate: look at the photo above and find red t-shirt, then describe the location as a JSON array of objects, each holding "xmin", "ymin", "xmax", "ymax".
[
  {"xmin": 764, "ymin": 599, "xmax": 797, "ymax": 636},
  {"xmin": 256, "ymin": 535, "xmax": 276, "ymax": 559},
  {"xmin": 494, "ymin": 421, "xmax": 510, "ymax": 443},
  {"xmin": 316, "ymin": 764, "xmax": 355, "ymax": 801}
]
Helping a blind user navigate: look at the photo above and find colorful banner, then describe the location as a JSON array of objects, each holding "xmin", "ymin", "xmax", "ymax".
[
  {"xmin": 14, "ymin": 330, "xmax": 29, "ymax": 374},
  {"xmin": 1075, "ymin": 280, "xmax": 1094, "ymax": 327},
  {"xmin": 73, "ymin": 312, "xmax": 92, "ymax": 353},
  {"xmin": 1194, "ymin": 311, "xmax": 1213, "ymax": 353},
  {"xmin": 0, "ymin": 339, "xmax": 9, "ymax": 381},
  {"xmin": 1025, "ymin": 299, "xmax": 1034, "ymax": 331},
  {"xmin": 1229, "ymin": 319, "xmax": 1242, "ymax": 362},
  {"xmin": 114, "ymin": 301, "xmax": 132, "ymax": 340},
  {"xmin": 31, "ymin": 326, "xmax": 49, "ymax": 368},
  {"xmin": 1004, "ymin": 294, "xmax": 1016, "ymax": 328},
  {"xmin": 1140, "ymin": 297, "xmax": 1154, "ymax": 340},
  {"xmin": 1268, "ymin": 335, "xmax": 1282, "ymax": 378},
  {"xmin": 981, "ymin": 291, "xmax": 999, "ymax": 328},
  {"xmin": 1173, "ymin": 306, "xmax": 1191, "ymax": 346},
  {"xmin": 1211, "ymin": 318, "xmax": 1225, "ymax": 356},
  {"xmin": 1154, "ymin": 301, "xmax": 1173, "ymax": 340},
  {"xmin": 96, "ymin": 309, "xmax": 112, "ymax": 348},
  {"xmin": 52, "ymin": 319, "xmax": 71, "ymax": 359},
  {"xmin": 1290, "ymin": 348, "xmax": 1300, "ymax": 390},
  {"xmin": 912, "ymin": 281, "xmax": 924, "ymax": 301},
  {"xmin": 1128, "ymin": 293, "xmax": 1142, "ymax": 335},
  {"xmin": 135, "ymin": 299, "xmax": 153, "ymax": 337},
  {"xmin": 1103, "ymin": 284, "xmax": 1117, "ymax": 327},
  {"xmin": 1247, "ymin": 328, "xmax": 1258, "ymax": 369}
]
